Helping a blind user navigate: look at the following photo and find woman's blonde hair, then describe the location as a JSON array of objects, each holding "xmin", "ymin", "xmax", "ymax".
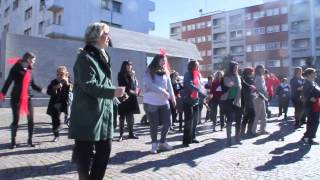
[{"xmin": 84, "ymin": 22, "xmax": 109, "ymax": 45}]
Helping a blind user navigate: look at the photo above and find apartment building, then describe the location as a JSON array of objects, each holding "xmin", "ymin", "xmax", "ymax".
[
  {"xmin": 0, "ymin": 0, "xmax": 155, "ymax": 40},
  {"xmin": 170, "ymin": 0, "xmax": 320, "ymax": 76},
  {"xmin": 288, "ymin": 0, "xmax": 320, "ymax": 71},
  {"xmin": 245, "ymin": 0, "xmax": 289, "ymax": 75},
  {"xmin": 212, "ymin": 8, "xmax": 246, "ymax": 71},
  {"xmin": 170, "ymin": 15, "xmax": 213, "ymax": 76}
]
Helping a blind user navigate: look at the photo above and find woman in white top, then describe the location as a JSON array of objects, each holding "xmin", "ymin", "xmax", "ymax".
[{"xmin": 143, "ymin": 54, "xmax": 176, "ymax": 154}]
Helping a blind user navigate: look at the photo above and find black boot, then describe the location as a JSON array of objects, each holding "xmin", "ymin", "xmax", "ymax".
[
  {"xmin": 10, "ymin": 125, "xmax": 17, "ymax": 149},
  {"xmin": 27, "ymin": 138, "xmax": 35, "ymax": 147}
]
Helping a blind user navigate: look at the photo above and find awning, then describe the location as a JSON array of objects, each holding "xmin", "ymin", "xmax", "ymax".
[{"xmin": 109, "ymin": 27, "xmax": 202, "ymax": 60}]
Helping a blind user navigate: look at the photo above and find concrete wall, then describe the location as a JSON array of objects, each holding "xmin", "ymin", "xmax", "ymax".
[{"xmin": 0, "ymin": 33, "xmax": 188, "ymax": 107}]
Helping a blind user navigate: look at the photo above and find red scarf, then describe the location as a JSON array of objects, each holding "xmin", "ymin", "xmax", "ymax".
[
  {"xmin": 20, "ymin": 69, "xmax": 31, "ymax": 116},
  {"xmin": 191, "ymin": 70, "xmax": 200, "ymax": 99}
]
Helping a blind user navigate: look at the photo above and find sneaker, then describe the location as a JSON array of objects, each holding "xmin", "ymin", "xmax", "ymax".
[
  {"xmin": 158, "ymin": 142, "xmax": 173, "ymax": 151},
  {"xmin": 150, "ymin": 143, "xmax": 158, "ymax": 154},
  {"xmin": 52, "ymin": 136, "xmax": 59, "ymax": 142}
]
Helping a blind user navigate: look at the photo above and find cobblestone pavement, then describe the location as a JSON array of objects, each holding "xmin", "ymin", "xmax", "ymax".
[{"xmin": 0, "ymin": 106, "xmax": 319, "ymax": 180}]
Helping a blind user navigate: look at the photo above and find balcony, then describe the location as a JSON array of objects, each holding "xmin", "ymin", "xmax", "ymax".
[
  {"xmin": 47, "ymin": 0, "xmax": 64, "ymax": 13},
  {"xmin": 291, "ymin": 47, "xmax": 312, "ymax": 57}
]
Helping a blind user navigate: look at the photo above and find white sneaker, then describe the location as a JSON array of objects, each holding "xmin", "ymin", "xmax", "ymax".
[
  {"xmin": 150, "ymin": 143, "xmax": 158, "ymax": 154},
  {"xmin": 158, "ymin": 142, "xmax": 173, "ymax": 151}
]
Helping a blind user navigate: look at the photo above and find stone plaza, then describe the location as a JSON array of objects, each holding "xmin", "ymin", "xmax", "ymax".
[{"xmin": 0, "ymin": 106, "xmax": 319, "ymax": 180}]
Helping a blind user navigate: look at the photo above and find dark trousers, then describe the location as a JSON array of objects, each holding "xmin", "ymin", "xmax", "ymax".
[
  {"xmin": 292, "ymin": 99, "xmax": 306, "ymax": 126},
  {"xmin": 304, "ymin": 110, "xmax": 320, "ymax": 139},
  {"xmin": 183, "ymin": 103, "xmax": 199, "ymax": 145},
  {"xmin": 210, "ymin": 98, "xmax": 225, "ymax": 130},
  {"xmin": 50, "ymin": 112, "xmax": 62, "ymax": 137},
  {"xmin": 119, "ymin": 114, "xmax": 134, "ymax": 136},
  {"xmin": 241, "ymin": 107, "xmax": 255, "ymax": 135},
  {"xmin": 11, "ymin": 99, "xmax": 34, "ymax": 144},
  {"xmin": 170, "ymin": 100, "xmax": 183, "ymax": 130},
  {"xmin": 222, "ymin": 100, "xmax": 242, "ymax": 141},
  {"xmin": 73, "ymin": 139, "xmax": 112, "ymax": 180},
  {"xmin": 279, "ymin": 105, "xmax": 289, "ymax": 116}
]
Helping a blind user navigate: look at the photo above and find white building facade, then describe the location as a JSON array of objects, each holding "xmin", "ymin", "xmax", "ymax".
[{"xmin": 0, "ymin": 0, "xmax": 155, "ymax": 40}]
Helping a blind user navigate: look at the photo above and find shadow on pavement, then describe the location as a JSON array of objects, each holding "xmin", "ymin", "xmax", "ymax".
[
  {"xmin": 255, "ymin": 141, "xmax": 311, "ymax": 171},
  {"xmin": 110, "ymin": 150, "xmax": 150, "ymax": 165},
  {"xmin": 0, "ymin": 144, "xmax": 73, "ymax": 156},
  {"xmin": 121, "ymin": 138, "xmax": 228, "ymax": 174},
  {"xmin": 253, "ymin": 118, "xmax": 295, "ymax": 145},
  {"xmin": 0, "ymin": 160, "xmax": 76, "ymax": 180}
]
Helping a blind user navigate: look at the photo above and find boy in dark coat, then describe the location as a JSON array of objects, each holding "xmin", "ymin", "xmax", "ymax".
[{"xmin": 47, "ymin": 66, "xmax": 73, "ymax": 142}]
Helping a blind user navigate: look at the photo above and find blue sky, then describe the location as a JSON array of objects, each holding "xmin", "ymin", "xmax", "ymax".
[{"xmin": 149, "ymin": 0, "xmax": 265, "ymax": 38}]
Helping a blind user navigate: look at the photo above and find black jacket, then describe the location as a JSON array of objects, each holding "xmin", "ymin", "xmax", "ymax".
[
  {"xmin": 290, "ymin": 77, "xmax": 304, "ymax": 100},
  {"xmin": 117, "ymin": 72, "xmax": 140, "ymax": 115},
  {"xmin": 1, "ymin": 62, "xmax": 42, "ymax": 103},
  {"xmin": 46, "ymin": 79, "xmax": 72, "ymax": 115}
]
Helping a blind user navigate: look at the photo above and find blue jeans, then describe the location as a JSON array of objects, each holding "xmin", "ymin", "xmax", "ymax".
[{"xmin": 144, "ymin": 103, "xmax": 171, "ymax": 143}]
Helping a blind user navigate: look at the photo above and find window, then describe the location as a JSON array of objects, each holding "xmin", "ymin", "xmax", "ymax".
[
  {"xmin": 281, "ymin": 41, "xmax": 288, "ymax": 49},
  {"xmin": 255, "ymin": 27, "xmax": 265, "ymax": 35},
  {"xmin": 40, "ymin": 0, "xmax": 46, "ymax": 11},
  {"xmin": 53, "ymin": 12, "xmax": 62, "ymax": 25},
  {"xmin": 267, "ymin": 25, "xmax": 280, "ymax": 33},
  {"xmin": 282, "ymin": 59, "xmax": 289, "ymax": 66},
  {"xmin": 253, "ymin": 11, "xmax": 264, "ymax": 19},
  {"xmin": 213, "ymin": 18, "xmax": 225, "ymax": 28},
  {"xmin": 281, "ymin": 6, "xmax": 288, "ymax": 14},
  {"xmin": 281, "ymin": 24, "xmax": 288, "ymax": 31},
  {"xmin": 214, "ymin": 47, "xmax": 226, "ymax": 55},
  {"xmin": 317, "ymin": 37, "xmax": 320, "ymax": 47},
  {"xmin": 213, "ymin": 32, "xmax": 226, "ymax": 41},
  {"xmin": 4, "ymin": 7, "xmax": 9, "ymax": 17},
  {"xmin": 231, "ymin": 46, "xmax": 244, "ymax": 54},
  {"xmin": 266, "ymin": 42, "xmax": 281, "ymax": 50},
  {"xmin": 207, "ymin": 21, "xmax": 212, "ymax": 27},
  {"xmin": 38, "ymin": 21, "xmax": 44, "ymax": 34},
  {"xmin": 292, "ymin": 39, "xmax": 310, "ymax": 48},
  {"xmin": 207, "ymin": 35, "xmax": 212, "ymax": 41},
  {"xmin": 3, "ymin": 23, "xmax": 9, "ymax": 32},
  {"xmin": 266, "ymin": 60, "xmax": 281, "ymax": 67},
  {"xmin": 207, "ymin": 50, "xmax": 212, "ymax": 56},
  {"xmin": 112, "ymin": 1, "xmax": 122, "ymax": 13},
  {"xmin": 202, "ymin": 36, "xmax": 206, "ymax": 42},
  {"xmin": 101, "ymin": 0, "xmax": 110, "ymax": 9},
  {"xmin": 25, "ymin": 7, "xmax": 32, "ymax": 20},
  {"xmin": 197, "ymin": 37, "xmax": 202, "ymax": 43},
  {"xmin": 182, "ymin": 26, "xmax": 186, "ymax": 32},
  {"xmin": 13, "ymin": 0, "xmax": 19, "ymax": 10},
  {"xmin": 254, "ymin": 60, "xmax": 265, "ymax": 66},
  {"xmin": 272, "ymin": 8, "xmax": 279, "ymax": 16},
  {"xmin": 246, "ymin": 29, "xmax": 252, "ymax": 36},
  {"xmin": 24, "ymin": 28, "xmax": 31, "ymax": 36},
  {"xmin": 253, "ymin": 44, "xmax": 265, "ymax": 51},
  {"xmin": 170, "ymin": 27, "xmax": 180, "ymax": 34},
  {"xmin": 246, "ymin": 13, "xmax": 251, "ymax": 20},
  {"xmin": 246, "ymin": 45, "xmax": 252, "ymax": 52},
  {"xmin": 230, "ymin": 30, "xmax": 243, "ymax": 39},
  {"xmin": 266, "ymin": 9, "xmax": 273, "ymax": 16}
]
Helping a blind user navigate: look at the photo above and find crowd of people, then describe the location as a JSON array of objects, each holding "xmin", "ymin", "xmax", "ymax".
[{"xmin": 0, "ymin": 22, "xmax": 320, "ymax": 180}]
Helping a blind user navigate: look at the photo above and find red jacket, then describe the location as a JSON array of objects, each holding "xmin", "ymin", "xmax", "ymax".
[
  {"xmin": 210, "ymin": 80, "xmax": 224, "ymax": 98},
  {"xmin": 265, "ymin": 75, "xmax": 280, "ymax": 97}
]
